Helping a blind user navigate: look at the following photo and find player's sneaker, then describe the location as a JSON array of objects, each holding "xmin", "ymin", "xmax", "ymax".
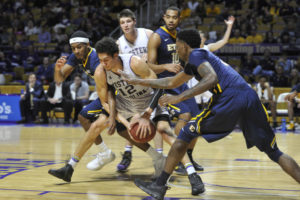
[
  {"xmin": 152, "ymin": 154, "xmax": 166, "ymax": 179},
  {"xmin": 188, "ymin": 172, "xmax": 205, "ymax": 195},
  {"xmin": 134, "ymin": 179, "xmax": 168, "ymax": 200},
  {"xmin": 287, "ymin": 122, "xmax": 295, "ymax": 131},
  {"xmin": 187, "ymin": 152, "xmax": 204, "ymax": 171},
  {"xmin": 48, "ymin": 164, "xmax": 74, "ymax": 182},
  {"xmin": 87, "ymin": 149, "xmax": 116, "ymax": 171},
  {"xmin": 174, "ymin": 162, "xmax": 187, "ymax": 176},
  {"xmin": 117, "ymin": 151, "xmax": 132, "ymax": 172}
]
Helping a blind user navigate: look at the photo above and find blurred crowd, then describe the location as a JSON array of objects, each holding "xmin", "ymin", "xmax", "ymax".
[{"xmin": 0, "ymin": 0, "xmax": 299, "ymax": 88}]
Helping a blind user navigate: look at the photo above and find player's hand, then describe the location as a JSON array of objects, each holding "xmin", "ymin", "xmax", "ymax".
[
  {"xmin": 159, "ymin": 94, "xmax": 180, "ymax": 106},
  {"xmin": 164, "ymin": 63, "xmax": 183, "ymax": 74},
  {"xmin": 225, "ymin": 16, "xmax": 235, "ymax": 26},
  {"xmin": 130, "ymin": 114, "xmax": 151, "ymax": 139},
  {"xmin": 119, "ymin": 70, "xmax": 141, "ymax": 85},
  {"xmin": 284, "ymin": 92, "xmax": 297, "ymax": 102},
  {"xmin": 106, "ymin": 115, "xmax": 116, "ymax": 135},
  {"xmin": 55, "ymin": 56, "xmax": 67, "ymax": 70}
]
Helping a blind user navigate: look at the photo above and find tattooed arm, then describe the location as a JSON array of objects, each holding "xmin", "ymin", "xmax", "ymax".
[{"xmin": 177, "ymin": 62, "xmax": 218, "ymax": 102}]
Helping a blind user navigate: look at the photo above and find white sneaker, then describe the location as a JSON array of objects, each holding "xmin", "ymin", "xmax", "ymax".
[
  {"xmin": 152, "ymin": 154, "xmax": 166, "ymax": 179},
  {"xmin": 86, "ymin": 149, "xmax": 116, "ymax": 171}
]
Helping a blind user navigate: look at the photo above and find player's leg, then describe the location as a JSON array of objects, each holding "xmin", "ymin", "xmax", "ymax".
[
  {"xmin": 48, "ymin": 113, "xmax": 111, "ymax": 182},
  {"xmin": 117, "ymin": 140, "xmax": 133, "ymax": 172},
  {"xmin": 135, "ymin": 127, "xmax": 205, "ymax": 199},
  {"xmin": 277, "ymin": 153, "xmax": 300, "ymax": 183},
  {"xmin": 176, "ymin": 112, "xmax": 204, "ymax": 171},
  {"xmin": 157, "ymin": 119, "xmax": 204, "ymax": 195},
  {"xmin": 287, "ymin": 101, "xmax": 295, "ymax": 130},
  {"xmin": 81, "ymin": 99, "xmax": 115, "ymax": 170}
]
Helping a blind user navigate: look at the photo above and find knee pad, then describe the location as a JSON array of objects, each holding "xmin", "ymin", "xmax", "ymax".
[{"xmin": 266, "ymin": 148, "xmax": 283, "ymax": 162}]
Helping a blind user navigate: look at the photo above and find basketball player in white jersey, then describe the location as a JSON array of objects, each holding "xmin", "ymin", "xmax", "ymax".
[
  {"xmin": 113, "ymin": 9, "xmax": 172, "ymax": 172},
  {"xmin": 94, "ymin": 37, "xmax": 204, "ymax": 194}
]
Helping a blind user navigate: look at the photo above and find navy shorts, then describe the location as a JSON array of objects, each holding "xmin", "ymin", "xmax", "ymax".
[
  {"xmin": 178, "ymin": 86, "xmax": 279, "ymax": 154},
  {"xmin": 79, "ymin": 98, "xmax": 108, "ymax": 122},
  {"xmin": 165, "ymin": 84, "xmax": 200, "ymax": 120}
]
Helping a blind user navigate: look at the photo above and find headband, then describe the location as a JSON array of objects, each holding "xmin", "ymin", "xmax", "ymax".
[{"xmin": 69, "ymin": 37, "xmax": 89, "ymax": 44}]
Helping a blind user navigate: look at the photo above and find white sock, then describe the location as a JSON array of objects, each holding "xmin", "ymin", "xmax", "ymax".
[
  {"xmin": 125, "ymin": 145, "xmax": 133, "ymax": 152},
  {"xmin": 146, "ymin": 146, "xmax": 161, "ymax": 160},
  {"xmin": 156, "ymin": 148, "xmax": 163, "ymax": 154},
  {"xmin": 99, "ymin": 142, "xmax": 109, "ymax": 152},
  {"xmin": 185, "ymin": 163, "xmax": 196, "ymax": 175},
  {"xmin": 68, "ymin": 157, "xmax": 79, "ymax": 168}
]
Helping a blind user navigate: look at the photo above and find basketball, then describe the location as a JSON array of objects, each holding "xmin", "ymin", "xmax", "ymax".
[{"xmin": 129, "ymin": 121, "xmax": 156, "ymax": 143}]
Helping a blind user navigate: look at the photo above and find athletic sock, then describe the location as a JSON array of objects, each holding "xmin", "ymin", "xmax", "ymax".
[
  {"xmin": 185, "ymin": 162, "xmax": 196, "ymax": 175},
  {"xmin": 125, "ymin": 145, "xmax": 133, "ymax": 152},
  {"xmin": 146, "ymin": 146, "xmax": 161, "ymax": 160},
  {"xmin": 156, "ymin": 148, "xmax": 163, "ymax": 154},
  {"xmin": 68, "ymin": 156, "xmax": 79, "ymax": 168},
  {"xmin": 99, "ymin": 142, "xmax": 109, "ymax": 152}
]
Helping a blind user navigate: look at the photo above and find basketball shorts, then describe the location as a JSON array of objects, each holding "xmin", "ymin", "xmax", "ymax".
[{"xmin": 79, "ymin": 98, "xmax": 108, "ymax": 122}]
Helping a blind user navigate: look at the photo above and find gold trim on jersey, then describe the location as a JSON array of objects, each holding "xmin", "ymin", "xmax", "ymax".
[
  {"xmin": 261, "ymin": 103, "xmax": 270, "ymax": 122},
  {"xmin": 83, "ymin": 48, "xmax": 93, "ymax": 67},
  {"xmin": 160, "ymin": 26, "xmax": 177, "ymax": 39}
]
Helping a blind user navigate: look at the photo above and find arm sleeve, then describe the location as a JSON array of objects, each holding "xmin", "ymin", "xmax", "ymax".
[{"xmin": 149, "ymin": 89, "xmax": 164, "ymax": 110}]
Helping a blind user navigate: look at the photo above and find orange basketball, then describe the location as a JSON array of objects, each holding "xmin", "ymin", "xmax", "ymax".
[{"xmin": 129, "ymin": 121, "xmax": 156, "ymax": 143}]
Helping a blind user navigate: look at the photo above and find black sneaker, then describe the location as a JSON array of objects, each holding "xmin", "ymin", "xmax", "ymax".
[
  {"xmin": 187, "ymin": 151, "xmax": 204, "ymax": 171},
  {"xmin": 188, "ymin": 172, "xmax": 205, "ymax": 195},
  {"xmin": 174, "ymin": 162, "xmax": 187, "ymax": 176},
  {"xmin": 117, "ymin": 151, "xmax": 132, "ymax": 172},
  {"xmin": 134, "ymin": 179, "xmax": 168, "ymax": 200},
  {"xmin": 48, "ymin": 164, "xmax": 74, "ymax": 182},
  {"xmin": 192, "ymin": 160, "xmax": 204, "ymax": 171}
]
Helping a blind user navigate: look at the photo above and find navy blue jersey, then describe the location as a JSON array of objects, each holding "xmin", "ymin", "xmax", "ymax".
[
  {"xmin": 66, "ymin": 48, "xmax": 99, "ymax": 79},
  {"xmin": 184, "ymin": 49, "xmax": 249, "ymax": 95},
  {"xmin": 155, "ymin": 26, "xmax": 180, "ymax": 78}
]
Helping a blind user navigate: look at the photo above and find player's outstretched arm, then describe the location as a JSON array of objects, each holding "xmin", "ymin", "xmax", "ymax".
[
  {"xmin": 54, "ymin": 56, "xmax": 74, "ymax": 83},
  {"xmin": 207, "ymin": 15, "xmax": 235, "ymax": 52}
]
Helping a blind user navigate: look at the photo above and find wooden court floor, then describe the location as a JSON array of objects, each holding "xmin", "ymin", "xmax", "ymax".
[{"xmin": 0, "ymin": 124, "xmax": 299, "ymax": 200}]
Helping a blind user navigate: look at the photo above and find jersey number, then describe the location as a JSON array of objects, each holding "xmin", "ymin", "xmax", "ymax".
[
  {"xmin": 172, "ymin": 53, "xmax": 179, "ymax": 64},
  {"xmin": 118, "ymin": 85, "xmax": 137, "ymax": 96}
]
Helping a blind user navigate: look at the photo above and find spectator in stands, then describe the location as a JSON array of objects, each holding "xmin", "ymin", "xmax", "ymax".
[
  {"xmin": 53, "ymin": 27, "xmax": 68, "ymax": 44},
  {"xmin": 0, "ymin": 27, "xmax": 13, "ymax": 46},
  {"xmin": 38, "ymin": 25, "xmax": 51, "ymax": 43},
  {"xmin": 270, "ymin": 64, "xmax": 289, "ymax": 87},
  {"xmin": 206, "ymin": 2, "xmax": 220, "ymax": 17},
  {"xmin": 254, "ymin": 75, "xmax": 277, "ymax": 128},
  {"xmin": 9, "ymin": 42, "xmax": 26, "ymax": 67},
  {"xmin": 36, "ymin": 56, "xmax": 54, "ymax": 85},
  {"xmin": 279, "ymin": 0, "xmax": 295, "ymax": 17},
  {"xmin": 19, "ymin": 34, "xmax": 32, "ymax": 48},
  {"xmin": 22, "ymin": 45, "xmax": 39, "ymax": 72},
  {"xmin": 40, "ymin": 80, "xmax": 73, "ymax": 124},
  {"xmin": 246, "ymin": 28, "xmax": 263, "ymax": 44},
  {"xmin": 278, "ymin": 52, "xmax": 295, "ymax": 75},
  {"xmin": 24, "ymin": 20, "xmax": 40, "ymax": 36},
  {"xmin": 241, "ymin": 52, "xmax": 257, "ymax": 77},
  {"xmin": 70, "ymin": 73, "xmax": 89, "ymax": 124},
  {"xmin": 279, "ymin": 31, "xmax": 291, "ymax": 44},
  {"xmin": 60, "ymin": 44, "xmax": 71, "ymax": 57},
  {"xmin": 286, "ymin": 84, "xmax": 300, "ymax": 131},
  {"xmin": 19, "ymin": 73, "xmax": 44, "ymax": 123},
  {"xmin": 263, "ymin": 31, "xmax": 277, "ymax": 44},
  {"xmin": 253, "ymin": 49, "xmax": 275, "ymax": 77},
  {"xmin": 187, "ymin": 0, "xmax": 199, "ymax": 13},
  {"xmin": 289, "ymin": 68, "xmax": 300, "ymax": 88},
  {"xmin": 0, "ymin": 51, "xmax": 10, "ymax": 73},
  {"xmin": 228, "ymin": 29, "xmax": 246, "ymax": 44}
]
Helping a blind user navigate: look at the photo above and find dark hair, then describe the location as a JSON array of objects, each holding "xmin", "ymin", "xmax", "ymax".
[
  {"xmin": 165, "ymin": 6, "xmax": 181, "ymax": 16},
  {"xmin": 70, "ymin": 30, "xmax": 89, "ymax": 39},
  {"xmin": 118, "ymin": 9, "xmax": 136, "ymax": 21},
  {"xmin": 259, "ymin": 75, "xmax": 268, "ymax": 80},
  {"xmin": 95, "ymin": 37, "xmax": 119, "ymax": 57},
  {"xmin": 177, "ymin": 29, "xmax": 201, "ymax": 48},
  {"xmin": 74, "ymin": 73, "xmax": 82, "ymax": 79}
]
